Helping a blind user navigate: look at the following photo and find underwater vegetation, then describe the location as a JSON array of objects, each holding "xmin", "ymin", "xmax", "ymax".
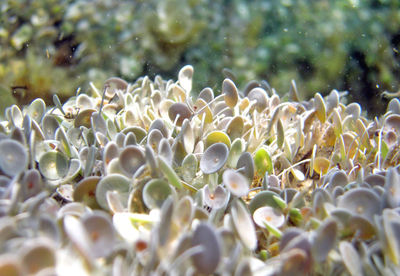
[
  {"xmin": 0, "ymin": 65, "xmax": 400, "ymax": 275},
  {"xmin": 1, "ymin": 0, "xmax": 400, "ymax": 115}
]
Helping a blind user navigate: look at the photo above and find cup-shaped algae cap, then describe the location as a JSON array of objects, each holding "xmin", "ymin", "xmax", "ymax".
[
  {"xmin": 178, "ymin": 65, "xmax": 194, "ymax": 93},
  {"xmin": 383, "ymin": 167, "xmax": 400, "ymax": 208},
  {"xmin": 181, "ymin": 153, "xmax": 198, "ymax": 182},
  {"xmin": 11, "ymin": 127, "xmax": 26, "ymax": 146},
  {"xmin": 55, "ymin": 127, "xmax": 72, "ymax": 157},
  {"xmin": 22, "ymin": 115, "xmax": 31, "ymax": 141},
  {"xmin": 103, "ymin": 141, "xmax": 119, "ymax": 168},
  {"xmin": 158, "ymin": 196, "xmax": 174, "ymax": 246},
  {"xmin": 230, "ymin": 200, "xmax": 257, "ymax": 250},
  {"xmin": 147, "ymin": 129, "xmax": 163, "ymax": 151},
  {"xmin": 314, "ymin": 92, "xmax": 326, "ymax": 123},
  {"xmin": 174, "ymin": 195, "xmax": 195, "ymax": 229},
  {"xmin": 243, "ymin": 80, "xmax": 261, "ymax": 96},
  {"xmin": 122, "ymin": 126, "xmax": 147, "ymax": 143},
  {"xmin": 249, "ymin": 190, "xmax": 281, "ymax": 213},
  {"xmin": 91, "ymin": 111, "xmax": 107, "ymax": 136},
  {"xmin": 73, "ymin": 176, "xmax": 101, "ymax": 209},
  {"xmin": 382, "ymin": 209, "xmax": 400, "ymax": 265},
  {"xmin": 205, "ymin": 130, "xmax": 231, "ymax": 148},
  {"xmin": 63, "ymin": 215, "xmax": 93, "ymax": 266},
  {"xmin": 203, "ymin": 184, "xmax": 229, "ymax": 210},
  {"xmin": 223, "ymin": 169, "xmax": 249, "ymax": 197},
  {"xmin": 253, "ymin": 205, "xmax": 285, "ymax": 229},
  {"xmin": 9, "ymin": 105, "xmax": 23, "ymax": 128},
  {"xmin": 248, "ymin": 87, "xmax": 268, "ymax": 112},
  {"xmin": 106, "ymin": 190, "xmax": 125, "ymax": 213},
  {"xmin": 364, "ymin": 174, "xmax": 385, "ymax": 187},
  {"xmin": 387, "ymin": 98, "xmax": 400, "ymax": 115},
  {"xmin": 149, "ymin": 118, "xmax": 169, "ymax": 138},
  {"xmin": 144, "ymin": 144, "xmax": 158, "ymax": 177},
  {"xmin": 0, "ymin": 139, "xmax": 27, "ymax": 177},
  {"xmin": 339, "ymin": 241, "xmax": 363, "ymax": 276},
  {"xmin": 170, "ymin": 83, "xmax": 187, "ymax": 102},
  {"xmin": 326, "ymin": 89, "xmax": 340, "ymax": 112},
  {"xmin": 123, "ymin": 132, "xmax": 137, "ymax": 147},
  {"xmin": 281, "ymin": 232, "xmax": 312, "ymax": 262},
  {"xmin": 158, "ymin": 138, "xmax": 173, "ymax": 166},
  {"xmin": 384, "ymin": 130, "xmax": 397, "ymax": 146},
  {"xmin": 200, "ymin": 142, "xmax": 229, "ymax": 174},
  {"xmin": 254, "ymin": 147, "xmax": 273, "ymax": 176},
  {"xmin": 313, "ymin": 156, "xmax": 330, "ymax": 175},
  {"xmin": 142, "ymin": 179, "xmax": 172, "ymax": 209},
  {"xmin": 349, "ymin": 215, "xmax": 376, "ymax": 240},
  {"xmin": 0, "ymin": 254, "xmax": 22, "ymax": 276},
  {"xmin": 198, "ymin": 87, "xmax": 214, "ymax": 103},
  {"xmin": 82, "ymin": 211, "xmax": 115, "ymax": 258},
  {"xmin": 95, "ymin": 174, "xmax": 130, "ymax": 211},
  {"xmin": 280, "ymin": 228, "xmax": 304, "ymax": 252},
  {"xmin": 76, "ymin": 94, "xmax": 93, "ymax": 109},
  {"xmin": 236, "ymin": 151, "xmax": 255, "ymax": 181},
  {"xmin": 74, "ymin": 108, "xmax": 96, "ymax": 128},
  {"xmin": 191, "ymin": 222, "xmax": 222, "ymax": 275},
  {"xmin": 168, "ymin": 102, "xmax": 192, "ymax": 126},
  {"xmin": 312, "ymin": 188, "xmax": 332, "ymax": 219},
  {"xmin": 119, "ymin": 145, "xmax": 145, "ymax": 176},
  {"xmin": 38, "ymin": 151, "xmax": 69, "ymax": 180},
  {"xmin": 104, "ymin": 77, "xmax": 128, "ymax": 98},
  {"xmin": 21, "ymin": 169, "xmax": 42, "ymax": 200},
  {"xmin": 26, "ymin": 98, "xmax": 46, "ymax": 123},
  {"xmin": 180, "ymin": 119, "xmax": 195, "ymax": 154},
  {"xmin": 194, "ymin": 98, "xmax": 213, "ymax": 123},
  {"xmin": 65, "ymin": 158, "xmax": 81, "ymax": 181},
  {"xmin": 311, "ymin": 218, "xmax": 338, "ymax": 262},
  {"xmin": 227, "ymin": 138, "xmax": 245, "ymax": 168},
  {"xmin": 337, "ymin": 187, "xmax": 381, "ymax": 221},
  {"xmin": 213, "ymin": 101, "xmax": 233, "ymax": 117},
  {"xmin": 222, "ymin": 68, "xmax": 237, "ymax": 82},
  {"xmin": 222, "ymin": 78, "xmax": 239, "ymax": 108},
  {"xmin": 326, "ymin": 170, "xmax": 348, "ymax": 190},
  {"xmin": 280, "ymin": 248, "xmax": 311, "ymax": 276},
  {"xmin": 281, "ymin": 188, "xmax": 304, "ymax": 208},
  {"xmin": 345, "ymin": 102, "xmax": 361, "ymax": 120},
  {"xmin": 225, "ymin": 116, "xmax": 244, "ymax": 141},
  {"xmin": 20, "ymin": 238, "xmax": 56, "ymax": 274}
]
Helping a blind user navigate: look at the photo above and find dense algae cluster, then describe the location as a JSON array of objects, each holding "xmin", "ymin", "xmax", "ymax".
[
  {"xmin": 1, "ymin": 0, "xmax": 400, "ymax": 115},
  {"xmin": 0, "ymin": 66, "xmax": 400, "ymax": 275}
]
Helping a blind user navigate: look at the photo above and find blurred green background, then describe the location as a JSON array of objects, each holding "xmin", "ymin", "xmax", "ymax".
[{"xmin": 1, "ymin": 0, "xmax": 399, "ymax": 116}]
